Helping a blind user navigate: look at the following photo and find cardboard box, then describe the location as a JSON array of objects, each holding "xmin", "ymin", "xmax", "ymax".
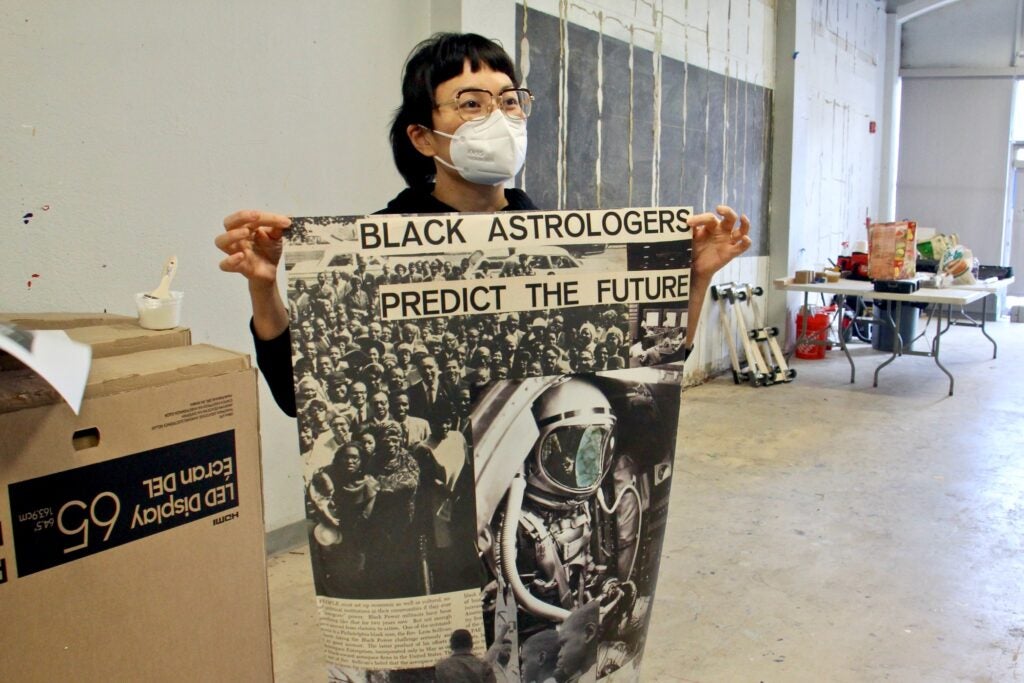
[
  {"xmin": 0, "ymin": 343, "xmax": 272, "ymax": 682},
  {"xmin": 0, "ymin": 312, "xmax": 136, "ymax": 329},
  {"xmin": 64, "ymin": 323, "xmax": 191, "ymax": 359},
  {"xmin": 868, "ymin": 220, "xmax": 917, "ymax": 281},
  {"xmin": 0, "ymin": 322, "xmax": 191, "ymax": 371}
]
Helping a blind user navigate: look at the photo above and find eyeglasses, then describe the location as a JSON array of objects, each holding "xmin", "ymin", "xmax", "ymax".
[{"xmin": 436, "ymin": 88, "xmax": 534, "ymax": 122}]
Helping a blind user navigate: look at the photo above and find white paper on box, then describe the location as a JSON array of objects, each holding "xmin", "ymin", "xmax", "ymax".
[{"xmin": 0, "ymin": 323, "xmax": 91, "ymax": 414}]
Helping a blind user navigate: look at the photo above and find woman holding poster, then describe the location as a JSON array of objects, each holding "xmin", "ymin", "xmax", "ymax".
[
  {"xmin": 215, "ymin": 30, "xmax": 751, "ymax": 680},
  {"xmin": 215, "ymin": 32, "xmax": 751, "ymax": 419}
]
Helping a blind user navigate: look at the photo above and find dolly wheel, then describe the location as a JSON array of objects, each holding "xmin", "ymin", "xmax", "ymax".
[{"xmin": 787, "ymin": 369, "xmax": 797, "ymax": 379}]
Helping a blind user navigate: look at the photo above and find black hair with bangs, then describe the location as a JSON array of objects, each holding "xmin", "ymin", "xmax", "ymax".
[{"xmin": 389, "ymin": 33, "xmax": 518, "ymax": 189}]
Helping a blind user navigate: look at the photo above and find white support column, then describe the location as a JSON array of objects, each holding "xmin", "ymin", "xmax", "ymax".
[
  {"xmin": 878, "ymin": 13, "xmax": 901, "ymax": 221},
  {"xmin": 766, "ymin": 0, "xmax": 801, "ymax": 338}
]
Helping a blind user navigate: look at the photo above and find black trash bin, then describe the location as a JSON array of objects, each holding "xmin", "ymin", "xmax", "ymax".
[{"xmin": 871, "ymin": 300, "xmax": 921, "ymax": 351}]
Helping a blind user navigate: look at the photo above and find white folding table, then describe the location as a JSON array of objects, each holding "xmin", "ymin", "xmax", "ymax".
[
  {"xmin": 774, "ymin": 278, "xmax": 991, "ymax": 396},
  {"xmin": 938, "ymin": 277, "xmax": 1015, "ymax": 358}
]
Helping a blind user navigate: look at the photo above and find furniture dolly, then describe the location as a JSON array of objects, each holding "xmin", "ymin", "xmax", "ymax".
[{"xmin": 712, "ymin": 282, "xmax": 795, "ymax": 387}]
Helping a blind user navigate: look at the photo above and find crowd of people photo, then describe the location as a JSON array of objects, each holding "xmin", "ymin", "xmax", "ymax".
[{"xmin": 290, "ymin": 249, "xmax": 634, "ymax": 600}]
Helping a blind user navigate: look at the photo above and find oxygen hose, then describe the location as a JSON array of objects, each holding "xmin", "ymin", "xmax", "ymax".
[
  {"xmin": 501, "ymin": 475, "xmax": 572, "ymax": 623},
  {"xmin": 597, "ymin": 484, "xmax": 643, "ymax": 582}
]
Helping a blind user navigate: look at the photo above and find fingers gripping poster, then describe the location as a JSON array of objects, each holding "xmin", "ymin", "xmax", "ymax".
[{"xmin": 284, "ymin": 208, "xmax": 691, "ymax": 682}]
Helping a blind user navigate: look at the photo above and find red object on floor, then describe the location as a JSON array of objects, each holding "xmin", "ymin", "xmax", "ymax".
[{"xmin": 795, "ymin": 310, "xmax": 830, "ymax": 359}]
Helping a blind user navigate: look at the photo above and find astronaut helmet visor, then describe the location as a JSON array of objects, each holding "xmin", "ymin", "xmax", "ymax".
[{"xmin": 538, "ymin": 424, "xmax": 612, "ymax": 492}]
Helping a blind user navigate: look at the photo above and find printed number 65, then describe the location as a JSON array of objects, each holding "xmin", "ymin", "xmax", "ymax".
[{"xmin": 57, "ymin": 492, "xmax": 120, "ymax": 554}]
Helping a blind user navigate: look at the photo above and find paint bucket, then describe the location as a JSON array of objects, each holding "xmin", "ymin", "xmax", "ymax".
[
  {"xmin": 135, "ymin": 291, "xmax": 183, "ymax": 330},
  {"xmin": 795, "ymin": 309, "xmax": 830, "ymax": 359}
]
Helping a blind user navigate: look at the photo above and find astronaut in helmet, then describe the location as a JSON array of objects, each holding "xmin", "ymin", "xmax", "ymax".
[
  {"xmin": 528, "ymin": 377, "xmax": 615, "ymax": 508},
  {"xmin": 491, "ymin": 375, "xmax": 641, "ymax": 632}
]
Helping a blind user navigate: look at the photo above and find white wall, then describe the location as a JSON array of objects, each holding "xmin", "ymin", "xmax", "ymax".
[
  {"xmin": 0, "ymin": 0, "xmax": 433, "ymax": 533},
  {"xmin": 901, "ymin": 0, "xmax": 1019, "ymax": 69},
  {"xmin": 895, "ymin": 0, "xmax": 1018, "ymax": 266},
  {"xmin": 793, "ymin": 0, "xmax": 888, "ymax": 268},
  {"xmin": 897, "ymin": 77, "xmax": 1013, "ymax": 264},
  {"xmin": 769, "ymin": 0, "xmax": 888, "ymax": 337}
]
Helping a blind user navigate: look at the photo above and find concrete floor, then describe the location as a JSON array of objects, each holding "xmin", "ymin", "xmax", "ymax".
[{"xmin": 268, "ymin": 320, "xmax": 1024, "ymax": 682}]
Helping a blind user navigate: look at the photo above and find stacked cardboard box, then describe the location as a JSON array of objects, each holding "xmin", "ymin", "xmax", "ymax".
[
  {"xmin": 0, "ymin": 320, "xmax": 192, "ymax": 371},
  {"xmin": 0, "ymin": 315, "xmax": 273, "ymax": 682}
]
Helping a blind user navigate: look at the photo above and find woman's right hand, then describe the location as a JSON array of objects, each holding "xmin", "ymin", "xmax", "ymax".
[{"xmin": 216, "ymin": 210, "xmax": 292, "ymax": 287}]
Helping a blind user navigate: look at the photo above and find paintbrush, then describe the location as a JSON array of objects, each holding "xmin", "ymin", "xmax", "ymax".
[{"xmin": 145, "ymin": 256, "xmax": 178, "ymax": 300}]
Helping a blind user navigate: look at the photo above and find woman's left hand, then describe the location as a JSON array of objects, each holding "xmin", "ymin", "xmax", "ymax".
[{"xmin": 689, "ymin": 204, "xmax": 752, "ymax": 280}]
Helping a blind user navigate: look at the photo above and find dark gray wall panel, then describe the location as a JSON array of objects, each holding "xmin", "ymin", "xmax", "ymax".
[
  {"xmin": 515, "ymin": 5, "xmax": 771, "ymax": 256},
  {"xmin": 518, "ymin": 7, "xmax": 560, "ymax": 210},
  {"xmin": 598, "ymin": 36, "xmax": 632, "ymax": 210},
  {"xmin": 681, "ymin": 64, "xmax": 709, "ymax": 211},
  {"xmin": 658, "ymin": 56, "xmax": 686, "ymax": 207},
  {"xmin": 704, "ymin": 71, "xmax": 726, "ymax": 206},
  {"xmin": 629, "ymin": 44, "xmax": 656, "ymax": 207},
  {"xmin": 566, "ymin": 22, "xmax": 600, "ymax": 209}
]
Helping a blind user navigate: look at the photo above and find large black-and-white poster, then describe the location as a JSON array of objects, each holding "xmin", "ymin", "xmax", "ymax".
[{"xmin": 285, "ymin": 208, "xmax": 689, "ymax": 681}]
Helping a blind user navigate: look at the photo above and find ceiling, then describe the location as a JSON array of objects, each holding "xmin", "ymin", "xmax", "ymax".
[{"xmin": 884, "ymin": 0, "xmax": 963, "ymax": 13}]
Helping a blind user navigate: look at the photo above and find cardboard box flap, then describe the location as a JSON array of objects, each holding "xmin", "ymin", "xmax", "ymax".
[
  {"xmin": 86, "ymin": 344, "xmax": 250, "ymax": 395},
  {"xmin": 0, "ymin": 344, "xmax": 251, "ymax": 414},
  {"xmin": 0, "ymin": 312, "xmax": 135, "ymax": 329},
  {"xmin": 64, "ymin": 323, "xmax": 191, "ymax": 358},
  {"xmin": 0, "ymin": 323, "xmax": 192, "ymax": 371},
  {"xmin": 0, "ymin": 369, "xmax": 52, "ymax": 413}
]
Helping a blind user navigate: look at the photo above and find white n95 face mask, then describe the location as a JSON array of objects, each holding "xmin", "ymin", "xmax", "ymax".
[{"xmin": 429, "ymin": 110, "xmax": 528, "ymax": 186}]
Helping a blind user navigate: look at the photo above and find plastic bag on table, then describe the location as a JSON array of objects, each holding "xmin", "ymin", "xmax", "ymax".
[{"xmin": 939, "ymin": 244, "xmax": 977, "ymax": 285}]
